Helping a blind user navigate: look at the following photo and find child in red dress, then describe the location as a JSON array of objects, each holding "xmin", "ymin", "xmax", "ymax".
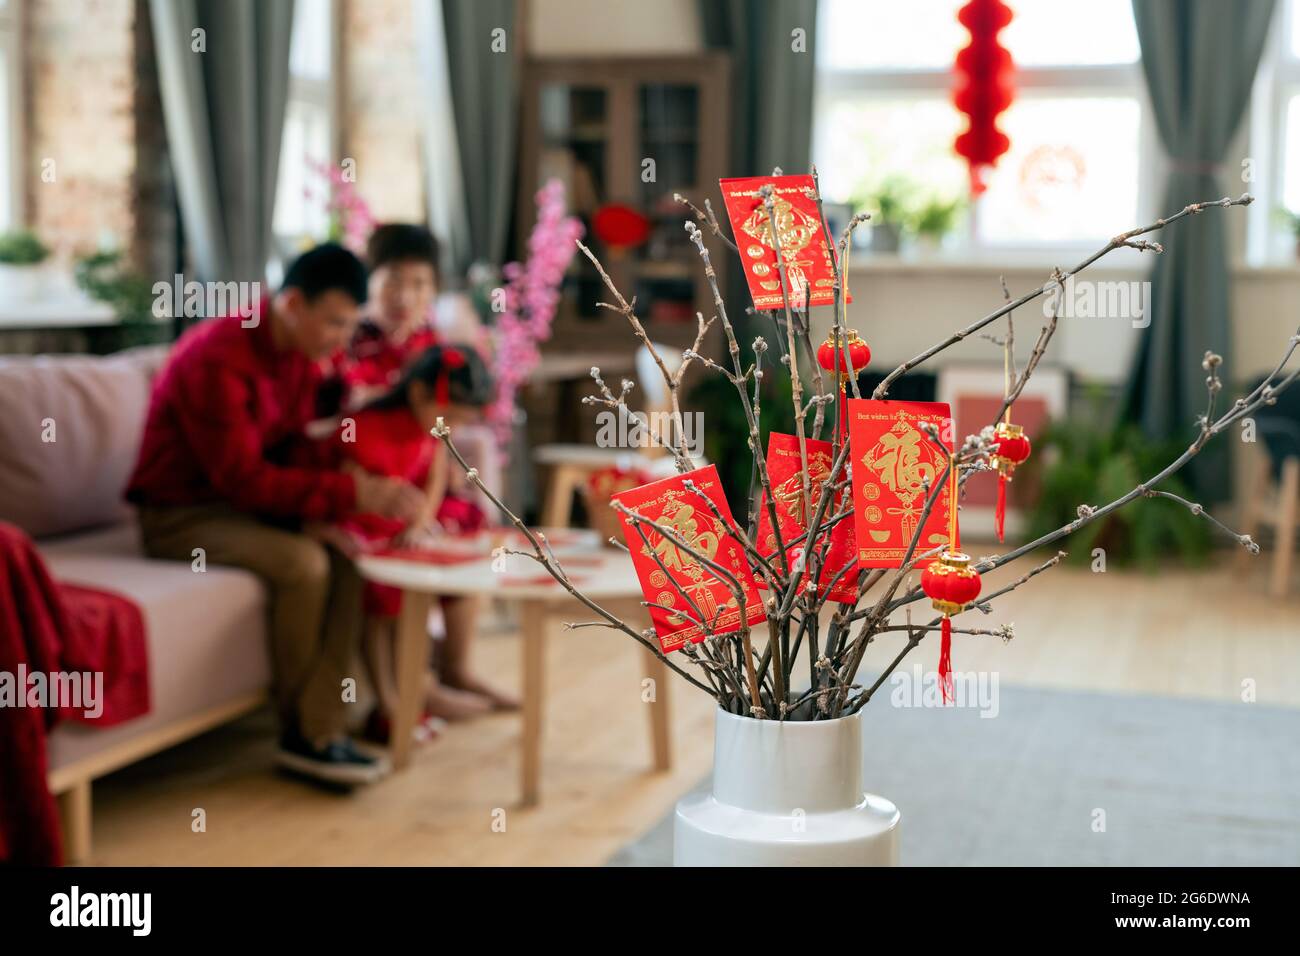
[
  {"xmin": 333, "ymin": 344, "xmax": 517, "ymax": 741},
  {"xmin": 322, "ymin": 224, "xmax": 443, "ymax": 413}
]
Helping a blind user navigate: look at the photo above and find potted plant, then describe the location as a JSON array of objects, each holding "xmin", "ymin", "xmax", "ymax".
[
  {"xmin": 909, "ymin": 193, "xmax": 965, "ymax": 254},
  {"xmin": 859, "ymin": 176, "xmax": 913, "ymax": 253},
  {"xmin": 430, "ymin": 176, "xmax": 1278, "ymax": 867},
  {"xmin": 0, "ymin": 228, "xmax": 52, "ymax": 301},
  {"xmin": 75, "ymin": 250, "xmax": 168, "ymax": 352},
  {"xmin": 1274, "ymin": 206, "xmax": 1300, "ymax": 259}
]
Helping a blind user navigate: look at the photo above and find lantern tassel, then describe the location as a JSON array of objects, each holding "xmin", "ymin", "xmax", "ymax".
[
  {"xmin": 995, "ymin": 472, "xmax": 1007, "ymax": 543},
  {"xmin": 939, "ymin": 616, "xmax": 954, "ymax": 705}
]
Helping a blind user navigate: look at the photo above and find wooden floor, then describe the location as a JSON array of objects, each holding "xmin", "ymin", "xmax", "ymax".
[{"xmin": 87, "ymin": 556, "xmax": 1300, "ymax": 866}]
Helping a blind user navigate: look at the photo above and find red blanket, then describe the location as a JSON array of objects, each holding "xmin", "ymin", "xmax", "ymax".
[{"xmin": 0, "ymin": 523, "xmax": 150, "ymax": 865}]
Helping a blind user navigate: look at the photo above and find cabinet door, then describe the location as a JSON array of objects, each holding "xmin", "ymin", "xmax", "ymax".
[{"xmin": 634, "ymin": 82, "xmax": 701, "ymax": 327}]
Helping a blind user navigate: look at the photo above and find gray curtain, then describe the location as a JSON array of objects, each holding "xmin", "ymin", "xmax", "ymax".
[
  {"xmin": 1121, "ymin": 0, "xmax": 1275, "ymax": 501},
  {"xmin": 441, "ymin": 0, "xmax": 519, "ymax": 273},
  {"xmin": 700, "ymin": 0, "xmax": 819, "ymax": 347},
  {"xmin": 149, "ymin": 0, "xmax": 294, "ymax": 284},
  {"xmin": 700, "ymin": 0, "xmax": 819, "ymax": 175}
]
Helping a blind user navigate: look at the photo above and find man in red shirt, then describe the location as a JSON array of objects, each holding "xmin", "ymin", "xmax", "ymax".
[{"xmin": 127, "ymin": 244, "xmax": 424, "ymax": 787}]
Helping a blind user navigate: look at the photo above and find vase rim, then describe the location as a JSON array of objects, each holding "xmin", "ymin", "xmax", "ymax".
[{"xmin": 714, "ymin": 705, "xmax": 862, "ymax": 727}]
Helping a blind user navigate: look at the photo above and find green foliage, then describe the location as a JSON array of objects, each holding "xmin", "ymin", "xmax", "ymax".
[
  {"xmin": 858, "ymin": 176, "xmax": 914, "ymax": 226},
  {"xmin": 688, "ymin": 347, "xmax": 796, "ymax": 513},
  {"xmin": 75, "ymin": 251, "xmax": 168, "ymax": 350},
  {"xmin": 1274, "ymin": 206, "xmax": 1300, "ymax": 239},
  {"xmin": 1024, "ymin": 413, "xmax": 1211, "ymax": 570},
  {"xmin": 0, "ymin": 229, "xmax": 50, "ymax": 265},
  {"xmin": 910, "ymin": 194, "xmax": 965, "ymax": 239},
  {"xmin": 75, "ymin": 251, "xmax": 156, "ymax": 324}
]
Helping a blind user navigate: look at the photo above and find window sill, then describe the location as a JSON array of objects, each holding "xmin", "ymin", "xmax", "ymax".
[
  {"xmin": 0, "ymin": 293, "xmax": 116, "ymax": 329},
  {"xmin": 1232, "ymin": 260, "xmax": 1300, "ymax": 277},
  {"xmin": 845, "ymin": 253, "xmax": 1300, "ymax": 281},
  {"xmin": 847, "ymin": 249, "xmax": 1148, "ymax": 277}
]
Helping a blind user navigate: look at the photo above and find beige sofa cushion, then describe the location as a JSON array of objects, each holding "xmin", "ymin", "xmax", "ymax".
[
  {"xmin": 40, "ymin": 523, "xmax": 270, "ymax": 772},
  {"xmin": 0, "ymin": 346, "xmax": 168, "ymax": 538}
]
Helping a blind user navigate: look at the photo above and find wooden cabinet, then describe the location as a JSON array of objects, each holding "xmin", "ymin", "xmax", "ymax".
[{"xmin": 516, "ymin": 54, "xmax": 731, "ymax": 356}]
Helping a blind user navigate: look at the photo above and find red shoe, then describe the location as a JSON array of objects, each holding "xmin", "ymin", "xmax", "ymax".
[{"xmin": 362, "ymin": 708, "xmax": 445, "ymax": 746}]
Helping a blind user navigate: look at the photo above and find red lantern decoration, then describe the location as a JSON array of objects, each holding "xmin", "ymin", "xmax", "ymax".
[
  {"xmin": 952, "ymin": 0, "xmax": 1015, "ymax": 195},
  {"xmin": 990, "ymin": 421, "xmax": 1032, "ymax": 543},
  {"xmin": 919, "ymin": 452, "xmax": 981, "ymax": 704},
  {"xmin": 815, "ymin": 327, "xmax": 871, "ymax": 437},
  {"xmin": 591, "ymin": 204, "xmax": 651, "ymax": 252},
  {"xmin": 920, "ymin": 551, "xmax": 982, "ymax": 704}
]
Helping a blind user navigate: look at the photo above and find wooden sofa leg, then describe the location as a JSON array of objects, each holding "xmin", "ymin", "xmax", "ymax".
[
  {"xmin": 1271, "ymin": 457, "xmax": 1300, "ymax": 598},
  {"xmin": 57, "ymin": 780, "xmax": 92, "ymax": 865}
]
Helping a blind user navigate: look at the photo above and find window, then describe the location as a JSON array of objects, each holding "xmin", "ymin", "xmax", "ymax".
[
  {"xmin": 0, "ymin": 0, "xmax": 22, "ymax": 230},
  {"xmin": 272, "ymin": 0, "xmax": 338, "ymax": 247},
  {"xmin": 814, "ymin": 0, "xmax": 1151, "ymax": 252},
  {"xmin": 1248, "ymin": 0, "xmax": 1300, "ymax": 262}
]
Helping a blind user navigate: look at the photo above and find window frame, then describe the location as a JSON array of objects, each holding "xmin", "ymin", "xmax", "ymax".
[
  {"xmin": 272, "ymin": 0, "xmax": 341, "ymax": 253},
  {"xmin": 1247, "ymin": 0, "xmax": 1298, "ymax": 264},
  {"xmin": 0, "ymin": 0, "xmax": 24, "ymax": 231},
  {"xmin": 813, "ymin": 7, "xmax": 1158, "ymax": 258}
]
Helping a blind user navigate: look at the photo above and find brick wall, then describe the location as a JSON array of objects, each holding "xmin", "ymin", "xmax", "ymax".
[
  {"xmin": 23, "ymin": 0, "xmax": 140, "ymax": 264},
  {"xmin": 339, "ymin": 0, "xmax": 425, "ymax": 224}
]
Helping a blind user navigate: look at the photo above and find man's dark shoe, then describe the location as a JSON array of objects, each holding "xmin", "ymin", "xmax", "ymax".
[{"xmin": 276, "ymin": 732, "xmax": 391, "ymax": 787}]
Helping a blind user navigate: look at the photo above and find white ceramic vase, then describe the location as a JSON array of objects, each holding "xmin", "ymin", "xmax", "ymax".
[{"xmin": 674, "ymin": 707, "xmax": 900, "ymax": 866}]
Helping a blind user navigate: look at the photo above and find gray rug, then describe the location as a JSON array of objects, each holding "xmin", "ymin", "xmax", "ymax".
[{"xmin": 607, "ymin": 683, "xmax": 1300, "ymax": 866}]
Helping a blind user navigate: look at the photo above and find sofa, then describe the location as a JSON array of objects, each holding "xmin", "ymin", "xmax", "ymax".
[
  {"xmin": 0, "ymin": 341, "xmax": 506, "ymax": 862},
  {"xmin": 0, "ymin": 346, "xmax": 270, "ymax": 862}
]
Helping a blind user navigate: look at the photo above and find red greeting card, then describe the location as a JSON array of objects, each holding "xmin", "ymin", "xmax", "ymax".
[
  {"xmin": 847, "ymin": 399, "xmax": 955, "ymax": 567},
  {"xmin": 612, "ymin": 464, "xmax": 767, "ymax": 653},
  {"xmin": 718, "ymin": 174, "xmax": 848, "ymax": 312},
  {"xmin": 754, "ymin": 432, "xmax": 859, "ymax": 603}
]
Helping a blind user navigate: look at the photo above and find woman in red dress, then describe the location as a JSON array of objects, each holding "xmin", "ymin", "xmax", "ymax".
[{"xmin": 331, "ymin": 344, "xmax": 517, "ymax": 742}]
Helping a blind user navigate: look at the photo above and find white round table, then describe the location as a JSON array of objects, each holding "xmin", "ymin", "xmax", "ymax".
[{"xmin": 357, "ymin": 528, "xmax": 672, "ymax": 806}]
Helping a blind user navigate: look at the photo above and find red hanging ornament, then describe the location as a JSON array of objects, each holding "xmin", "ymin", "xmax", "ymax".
[
  {"xmin": 591, "ymin": 203, "xmax": 651, "ymax": 252},
  {"xmin": 920, "ymin": 553, "xmax": 982, "ymax": 705},
  {"xmin": 990, "ymin": 421, "xmax": 1032, "ymax": 543},
  {"xmin": 952, "ymin": 0, "xmax": 1015, "ymax": 195},
  {"xmin": 815, "ymin": 327, "xmax": 871, "ymax": 437},
  {"xmin": 919, "ymin": 453, "xmax": 981, "ymax": 704},
  {"xmin": 435, "ymin": 347, "xmax": 466, "ymax": 405}
]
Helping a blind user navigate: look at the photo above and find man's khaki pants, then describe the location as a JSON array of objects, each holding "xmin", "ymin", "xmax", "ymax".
[{"xmin": 137, "ymin": 504, "xmax": 362, "ymax": 743}]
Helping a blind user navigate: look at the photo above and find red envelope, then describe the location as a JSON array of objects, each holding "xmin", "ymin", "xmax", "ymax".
[
  {"xmin": 754, "ymin": 432, "xmax": 859, "ymax": 603},
  {"xmin": 847, "ymin": 399, "xmax": 955, "ymax": 568},
  {"xmin": 612, "ymin": 464, "xmax": 767, "ymax": 653},
  {"xmin": 371, "ymin": 548, "xmax": 482, "ymax": 565},
  {"xmin": 718, "ymin": 174, "xmax": 849, "ymax": 312}
]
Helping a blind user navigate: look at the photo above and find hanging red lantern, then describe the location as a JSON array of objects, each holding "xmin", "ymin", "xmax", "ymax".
[
  {"xmin": 919, "ymin": 453, "xmax": 981, "ymax": 704},
  {"xmin": 990, "ymin": 420, "xmax": 1032, "ymax": 543},
  {"xmin": 815, "ymin": 327, "xmax": 871, "ymax": 437},
  {"xmin": 952, "ymin": 0, "xmax": 1015, "ymax": 195},
  {"xmin": 591, "ymin": 203, "xmax": 651, "ymax": 252}
]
